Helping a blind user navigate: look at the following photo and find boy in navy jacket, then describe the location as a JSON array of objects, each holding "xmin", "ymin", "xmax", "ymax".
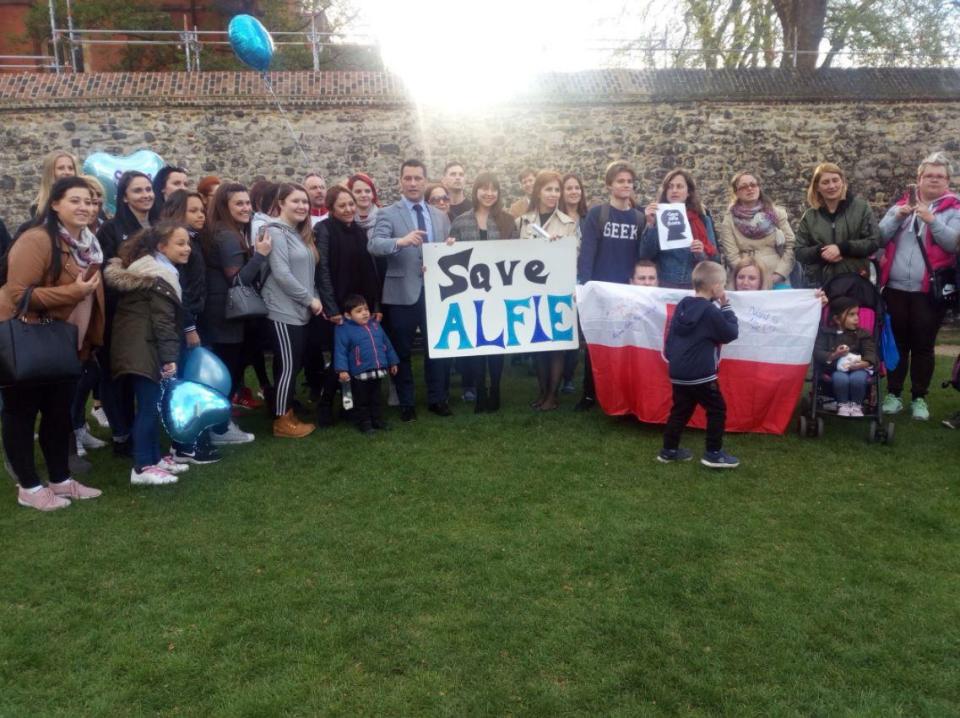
[
  {"xmin": 334, "ymin": 294, "xmax": 399, "ymax": 434},
  {"xmin": 659, "ymin": 262, "xmax": 740, "ymax": 468}
]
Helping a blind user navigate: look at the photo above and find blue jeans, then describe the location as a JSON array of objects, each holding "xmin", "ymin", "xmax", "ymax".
[
  {"xmin": 832, "ymin": 369, "xmax": 869, "ymax": 403},
  {"xmin": 131, "ymin": 375, "xmax": 162, "ymax": 469}
]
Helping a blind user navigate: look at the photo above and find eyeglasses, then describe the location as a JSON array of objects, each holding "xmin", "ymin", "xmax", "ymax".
[
  {"xmin": 921, "ymin": 174, "xmax": 948, "ymax": 181},
  {"xmin": 429, "ymin": 195, "xmax": 450, "ymax": 204},
  {"xmin": 736, "ymin": 182, "xmax": 759, "ymax": 191}
]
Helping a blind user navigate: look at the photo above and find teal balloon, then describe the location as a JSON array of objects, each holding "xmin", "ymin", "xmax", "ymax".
[
  {"xmin": 181, "ymin": 346, "xmax": 231, "ymax": 397},
  {"xmin": 228, "ymin": 14, "xmax": 275, "ymax": 72},
  {"xmin": 160, "ymin": 380, "xmax": 231, "ymax": 445},
  {"xmin": 82, "ymin": 149, "xmax": 165, "ymax": 215}
]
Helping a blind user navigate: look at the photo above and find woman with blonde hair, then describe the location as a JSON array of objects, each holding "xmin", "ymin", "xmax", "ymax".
[
  {"xmin": 31, "ymin": 150, "xmax": 79, "ymax": 219},
  {"xmin": 794, "ymin": 162, "xmax": 879, "ymax": 287},
  {"xmin": 718, "ymin": 171, "xmax": 795, "ymax": 288},
  {"xmin": 729, "ymin": 257, "xmax": 768, "ymax": 291}
]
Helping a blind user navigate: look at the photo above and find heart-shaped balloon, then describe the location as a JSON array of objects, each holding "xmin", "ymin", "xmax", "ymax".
[
  {"xmin": 228, "ymin": 14, "xmax": 275, "ymax": 72},
  {"xmin": 82, "ymin": 149, "xmax": 165, "ymax": 215},
  {"xmin": 160, "ymin": 379, "xmax": 231, "ymax": 446},
  {"xmin": 180, "ymin": 346, "xmax": 232, "ymax": 398}
]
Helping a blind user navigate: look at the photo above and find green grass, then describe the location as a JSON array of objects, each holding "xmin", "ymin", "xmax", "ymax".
[{"xmin": 1, "ymin": 357, "xmax": 959, "ymax": 717}]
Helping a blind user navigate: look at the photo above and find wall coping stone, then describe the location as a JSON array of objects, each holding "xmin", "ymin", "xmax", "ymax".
[{"xmin": 1, "ymin": 68, "xmax": 959, "ymax": 110}]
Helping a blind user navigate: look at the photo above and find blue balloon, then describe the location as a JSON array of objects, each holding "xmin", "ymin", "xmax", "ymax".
[
  {"xmin": 181, "ymin": 346, "xmax": 232, "ymax": 398},
  {"xmin": 82, "ymin": 149, "xmax": 165, "ymax": 215},
  {"xmin": 160, "ymin": 380, "xmax": 231, "ymax": 445},
  {"xmin": 228, "ymin": 14, "xmax": 275, "ymax": 72}
]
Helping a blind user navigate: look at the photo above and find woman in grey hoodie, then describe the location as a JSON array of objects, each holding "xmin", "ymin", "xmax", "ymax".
[{"xmin": 261, "ymin": 183, "xmax": 324, "ymax": 438}]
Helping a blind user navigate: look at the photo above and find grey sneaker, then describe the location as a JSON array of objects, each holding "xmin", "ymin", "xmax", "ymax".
[
  {"xmin": 210, "ymin": 421, "xmax": 255, "ymax": 445},
  {"xmin": 941, "ymin": 411, "xmax": 960, "ymax": 429},
  {"xmin": 657, "ymin": 447, "xmax": 693, "ymax": 463}
]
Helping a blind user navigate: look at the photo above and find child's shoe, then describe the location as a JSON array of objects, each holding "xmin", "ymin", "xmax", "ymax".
[
  {"xmin": 836, "ymin": 403, "xmax": 852, "ymax": 417},
  {"xmin": 357, "ymin": 420, "xmax": 376, "ymax": 436},
  {"xmin": 848, "ymin": 403, "xmax": 864, "ymax": 418},
  {"xmin": 911, "ymin": 397, "xmax": 929, "ymax": 421},
  {"xmin": 701, "ymin": 450, "xmax": 740, "ymax": 469},
  {"xmin": 882, "ymin": 394, "xmax": 903, "ymax": 414},
  {"xmin": 657, "ymin": 447, "xmax": 693, "ymax": 463}
]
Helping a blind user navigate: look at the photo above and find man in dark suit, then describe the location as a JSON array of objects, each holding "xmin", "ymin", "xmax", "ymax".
[{"xmin": 369, "ymin": 159, "xmax": 454, "ymax": 421}]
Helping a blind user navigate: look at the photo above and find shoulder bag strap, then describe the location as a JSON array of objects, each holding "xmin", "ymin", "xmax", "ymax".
[
  {"xmin": 912, "ymin": 216, "xmax": 935, "ymax": 278},
  {"xmin": 15, "ymin": 285, "xmax": 35, "ymax": 319}
]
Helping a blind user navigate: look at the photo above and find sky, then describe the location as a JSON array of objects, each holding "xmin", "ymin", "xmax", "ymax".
[{"xmin": 356, "ymin": 0, "xmax": 665, "ymax": 106}]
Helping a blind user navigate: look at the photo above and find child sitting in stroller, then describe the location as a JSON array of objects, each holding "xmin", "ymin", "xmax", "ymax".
[{"xmin": 814, "ymin": 297, "xmax": 878, "ymax": 417}]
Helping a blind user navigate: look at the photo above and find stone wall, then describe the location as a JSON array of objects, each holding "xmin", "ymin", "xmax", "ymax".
[{"xmin": 1, "ymin": 69, "xmax": 959, "ymax": 225}]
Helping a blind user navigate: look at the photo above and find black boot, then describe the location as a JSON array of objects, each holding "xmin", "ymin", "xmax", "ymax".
[
  {"xmin": 474, "ymin": 387, "xmax": 487, "ymax": 414},
  {"xmin": 488, "ymin": 387, "xmax": 501, "ymax": 412},
  {"xmin": 112, "ymin": 436, "xmax": 132, "ymax": 458},
  {"xmin": 316, "ymin": 404, "xmax": 334, "ymax": 428}
]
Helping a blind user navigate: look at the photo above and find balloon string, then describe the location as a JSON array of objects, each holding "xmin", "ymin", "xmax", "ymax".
[{"xmin": 261, "ymin": 74, "xmax": 311, "ymax": 164}]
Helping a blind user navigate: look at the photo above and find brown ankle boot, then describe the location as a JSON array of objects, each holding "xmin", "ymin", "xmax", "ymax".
[{"xmin": 273, "ymin": 410, "xmax": 315, "ymax": 438}]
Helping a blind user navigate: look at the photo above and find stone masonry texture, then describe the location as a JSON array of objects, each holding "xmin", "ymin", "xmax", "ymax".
[{"xmin": 1, "ymin": 69, "xmax": 958, "ymax": 224}]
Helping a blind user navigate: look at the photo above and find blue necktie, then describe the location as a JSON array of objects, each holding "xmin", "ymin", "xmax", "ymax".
[{"xmin": 413, "ymin": 203, "xmax": 427, "ymax": 241}]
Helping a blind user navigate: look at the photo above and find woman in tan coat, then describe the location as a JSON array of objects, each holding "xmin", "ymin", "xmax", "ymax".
[
  {"xmin": 516, "ymin": 170, "xmax": 579, "ymax": 411},
  {"xmin": 717, "ymin": 171, "xmax": 796, "ymax": 288},
  {"xmin": 0, "ymin": 176, "xmax": 104, "ymax": 511}
]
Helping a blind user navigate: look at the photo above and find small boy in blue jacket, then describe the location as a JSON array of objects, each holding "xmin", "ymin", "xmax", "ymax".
[
  {"xmin": 334, "ymin": 294, "xmax": 399, "ymax": 434},
  {"xmin": 659, "ymin": 261, "xmax": 740, "ymax": 468}
]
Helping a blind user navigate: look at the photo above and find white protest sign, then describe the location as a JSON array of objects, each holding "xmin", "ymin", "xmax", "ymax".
[
  {"xmin": 657, "ymin": 202, "xmax": 693, "ymax": 251},
  {"xmin": 423, "ymin": 238, "xmax": 579, "ymax": 358}
]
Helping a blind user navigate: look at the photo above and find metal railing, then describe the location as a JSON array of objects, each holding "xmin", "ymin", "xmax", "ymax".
[{"xmin": 0, "ymin": 54, "xmax": 58, "ymax": 71}]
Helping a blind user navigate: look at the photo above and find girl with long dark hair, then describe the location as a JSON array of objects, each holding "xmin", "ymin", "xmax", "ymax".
[
  {"xmin": 0, "ymin": 177, "xmax": 104, "ymax": 510},
  {"xmin": 450, "ymin": 172, "xmax": 518, "ymax": 412}
]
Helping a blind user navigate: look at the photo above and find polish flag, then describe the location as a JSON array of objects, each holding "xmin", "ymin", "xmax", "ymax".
[{"xmin": 576, "ymin": 282, "xmax": 823, "ymax": 434}]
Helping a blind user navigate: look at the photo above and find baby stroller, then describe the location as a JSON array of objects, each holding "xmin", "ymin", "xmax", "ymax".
[{"xmin": 797, "ymin": 272, "xmax": 895, "ymax": 444}]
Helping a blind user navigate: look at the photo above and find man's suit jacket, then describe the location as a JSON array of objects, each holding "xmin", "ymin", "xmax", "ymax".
[{"xmin": 368, "ymin": 199, "xmax": 451, "ymax": 306}]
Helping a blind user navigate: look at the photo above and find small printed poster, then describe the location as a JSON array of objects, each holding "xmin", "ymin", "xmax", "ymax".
[{"xmin": 657, "ymin": 202, "xmax": 693, "ymax": 251}]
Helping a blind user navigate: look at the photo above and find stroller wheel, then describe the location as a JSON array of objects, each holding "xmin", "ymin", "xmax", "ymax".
[
  {"xmin": 884, "ymin": 422, "xmax": 895, "ymax": 445},
  {"xmin": 799, "ymin": 395, "xmax": 812, "ymax": 416},
  {"xmin": 815, "ymin": 417, "xmax": 824, "ymax": 438},
  {"xmin": 869, "ymin": 420, "xmax": 878, "ymax": 443},
  {"xmin": 798, "ymin": 415, "xmax": 808, "ymax": 437}
]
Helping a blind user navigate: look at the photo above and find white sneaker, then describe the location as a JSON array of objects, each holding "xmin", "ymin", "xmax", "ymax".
[
  {"xmin": 90, "ymin": 406, "xmax": 110, "ymax": 428},
  {"xmin": 836, "ymin": 402, "xmax": 852, "ymax": 417},
  {"xmin": 75, "ymin": 434, "xmax": 88, "ymax": 457},
  {"xmin": 130, "ymin": 466, "xmax": 178, "ymax": 486},
  {"xmin": 157, "ymin": 455, "xmax": 190, "ymax": 475},
  {"xmin": 848, "ymin": 403, "xmax": 864, "ymax": 417},
  {"xmin": 77, "ymin": 425, "xmax": 108, "ymax": 450},
  {"xmin": 210, "ymin": 420, "xmax": 255, "ymax": 445}
]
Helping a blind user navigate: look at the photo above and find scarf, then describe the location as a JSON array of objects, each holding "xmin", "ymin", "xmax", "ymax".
[
  {"xmin": 730, "ymin": 202, "xmax": 779, "ymax": 240},
  {"xmin": 59, "ymin": 223, "xmax": 104, "ymax": 269},
  {"xmin": 355, "ymin": 205, "xmax": 379, "ymax": 238},
  {"xmin": 687, "ymin": 209, "xmax": 716, "ymax": 256}
]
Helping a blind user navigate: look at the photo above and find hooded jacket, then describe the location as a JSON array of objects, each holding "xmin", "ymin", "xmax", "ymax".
[
  {"xmin": 333, "ymin": 317, "xmax": 399, "ymax": 377},
  {"xmin": 664, "ymin": 296, "xmax": 739, "ymax": 384},
  {"xmin": 104, "ymin": 255, "xmax": 183, "ymax": 381}
]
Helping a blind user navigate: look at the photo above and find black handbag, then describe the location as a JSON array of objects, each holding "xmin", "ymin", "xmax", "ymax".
[
  {"xmin": 224, "ymin": 273, "xmax": 268, "ymax": 320},
  {"xmin": 914, "ymin": 218, "xmax": 958, "ymax": 310},
  {"xmin": 0, "ymin": 286, "xmax": 82, "ymax": 387}
]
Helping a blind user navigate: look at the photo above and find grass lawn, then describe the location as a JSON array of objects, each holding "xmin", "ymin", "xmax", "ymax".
[{"xmin": 1, "ymin": 354, "xmax": 958, "ymax": 717}]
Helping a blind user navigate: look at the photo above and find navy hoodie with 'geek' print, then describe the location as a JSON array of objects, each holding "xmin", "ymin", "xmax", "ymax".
[{"xmin": 664, "ymin": 296, "xmax": 739, "ymax": 385}]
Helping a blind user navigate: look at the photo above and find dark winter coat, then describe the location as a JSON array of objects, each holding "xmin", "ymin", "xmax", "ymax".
[
  {"xmin": 104, "ymin": 255, "xmax": 183, "ymax": 382},
  {"xmin": 178, "ymin": 229, "xmax": 206, "ymax": 335},
  {"xmin": 315, "ymin": 217, "xmax": 381, "ymax": 318},
  {"xmin": 333, "ymin": 318, "xmax": 399, "ymax": 377},
  {"xmin": 794, "ymin": 195, "xmax": 879, "ymax": 287},
  {"xmin": 813, "ymin": 325, "xmax": 877, "ymax": 369},
  {"xmin": 664, "ymin": 296, "xmax": 739, "ymax": 384}
]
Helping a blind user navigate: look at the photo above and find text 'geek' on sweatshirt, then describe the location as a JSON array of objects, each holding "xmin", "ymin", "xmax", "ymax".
[{"xmin": 578, "ymin": 204, "xmax": 644, "ymax": 284}]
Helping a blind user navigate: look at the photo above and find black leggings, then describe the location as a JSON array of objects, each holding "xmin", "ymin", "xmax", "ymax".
[
  {"xmin": 1, "ymin": 381, "xmax": 76, "ymax": 488},
  {"xmin": 663, "ymin": 381, "xmax": 726, "ymax": 453},
  {"xmin": 271, "ymin": 321, "xmax": 307, "ymax": 417},
  {"xmin": 884, "ymin": 287, "xmax": 946, "ymax": 399}
]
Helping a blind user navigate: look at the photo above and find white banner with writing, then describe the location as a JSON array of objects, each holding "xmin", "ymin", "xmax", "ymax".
[{"xmin": 423, "ymin": 238, "xmax": 579, "ymax": 358}]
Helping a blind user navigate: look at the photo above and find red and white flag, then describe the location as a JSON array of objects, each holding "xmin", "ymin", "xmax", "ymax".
[{"xmin": 577, "ymin": 282, "xmax": 823, "ymax": 434}]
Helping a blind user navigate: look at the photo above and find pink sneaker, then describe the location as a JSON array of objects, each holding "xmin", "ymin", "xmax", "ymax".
[
  {"xmin": 17, "ymin": 485, "xmax": 71, "ymax": 512},
  {"xmin": 836, "ymin": 403, "xmax": 852, "ymax": 417},
  {"xmin": 49, "ymin": 478, "xmax": 102, "ymax": 501},
  {"xmin": 157, "ymin": 456, "xmax": 190, "ymax": 475},
  {"xmin": 848, "ymin": 403, "xmax": 864, "ymax": 417}
]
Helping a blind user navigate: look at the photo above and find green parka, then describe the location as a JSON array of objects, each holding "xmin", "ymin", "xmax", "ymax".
[
  {"xmin": 794, "ymin": 195, "xmax": 879, "ymax": 286},
  {"xmin": 104, "ymin": 255, "xmax": 183, "ymax": 382}
]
